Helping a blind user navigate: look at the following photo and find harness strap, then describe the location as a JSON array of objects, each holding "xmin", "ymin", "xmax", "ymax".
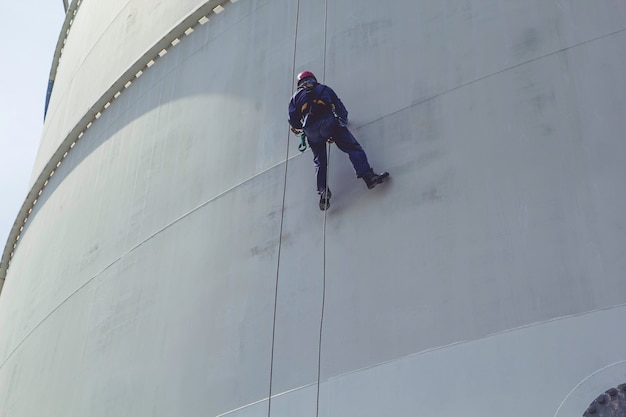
[{"xmin": 300, "ymin": 85, "xmax": 328, "ymax": 120}]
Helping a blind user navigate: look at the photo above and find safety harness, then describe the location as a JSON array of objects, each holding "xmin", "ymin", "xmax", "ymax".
[
  {"xmin": 300, "ymin": 84, "xmax": 329, "ymax": 128},
  {"xmin": 294, "ymin": 84, "xmax": 339, "ymax": 152}
]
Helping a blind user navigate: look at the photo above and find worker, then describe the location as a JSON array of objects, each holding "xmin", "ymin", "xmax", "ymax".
[{"xmin": 288, "ymin": 71, "xmax": 389, "ymax": 210}]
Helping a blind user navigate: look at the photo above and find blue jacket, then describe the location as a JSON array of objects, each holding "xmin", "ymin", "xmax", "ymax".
[{"xmin": 288, "ymin": 83, "xmax": 348, "ymax": 130}]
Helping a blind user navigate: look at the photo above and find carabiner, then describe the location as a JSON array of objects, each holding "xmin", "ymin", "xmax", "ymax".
[{"xmin": 298, "ymin": 133, "xmax": 307, "ymax": 152}]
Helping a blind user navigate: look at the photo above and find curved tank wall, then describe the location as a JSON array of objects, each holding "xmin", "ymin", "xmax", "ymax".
[{"xmin": 1, "ymin": 0, "xmax": 626, "ymax": 416}]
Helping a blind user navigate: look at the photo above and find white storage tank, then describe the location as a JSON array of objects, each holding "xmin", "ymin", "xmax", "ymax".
[{"xmin": 1, "ymin": 1, "xmax": 625, "ymax": 415}]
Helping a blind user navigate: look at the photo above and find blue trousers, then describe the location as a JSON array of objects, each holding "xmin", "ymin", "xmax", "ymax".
[{"xmin": 304, "ymin": 117, "xmax": 371, "ymax": 193}]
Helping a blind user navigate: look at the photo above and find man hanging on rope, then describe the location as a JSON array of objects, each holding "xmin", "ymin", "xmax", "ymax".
[{"xmin": 288, "ymin": 71, "xmax": 389, "ymax": 211}]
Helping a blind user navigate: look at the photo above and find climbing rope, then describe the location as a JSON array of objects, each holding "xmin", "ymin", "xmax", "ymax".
[{"xmin": 316, "ymin": 2, "xmax": 329, "ymax": 415}]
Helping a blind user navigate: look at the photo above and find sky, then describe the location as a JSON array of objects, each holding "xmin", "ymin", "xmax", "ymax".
[{"xmin": 0, "ymin": 2, "xmax": 65, "ymax": 252}]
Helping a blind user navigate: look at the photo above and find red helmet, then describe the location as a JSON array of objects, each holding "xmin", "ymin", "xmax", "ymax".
[{"xmin": 297, "ymin": 71, "xmax": 317, "ymax": 86}]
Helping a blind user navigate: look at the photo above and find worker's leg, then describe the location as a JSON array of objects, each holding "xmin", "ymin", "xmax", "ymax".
[
  {"xmin": 308, "ymin": 139, "xmax": 328, "ymax": 193},
  {"xmin": 332, "ymin": 126, "xmax": 371, "ymax": 178}
]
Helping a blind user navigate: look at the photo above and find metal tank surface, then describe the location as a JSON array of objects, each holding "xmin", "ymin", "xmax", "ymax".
[{"xmin": 1, "ymin": 0, "xmax": 626, "ymax": 416}]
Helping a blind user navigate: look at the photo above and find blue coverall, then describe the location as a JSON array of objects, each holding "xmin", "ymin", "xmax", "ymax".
[{"xmin": 288, "ymin": 83, "xmax": 372, "ymax": 193}]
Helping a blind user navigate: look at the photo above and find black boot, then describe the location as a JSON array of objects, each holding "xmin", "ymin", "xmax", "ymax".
[
  {"xmin": 362, "ymin": 169, "xmax": 389, "ymax": 189},
  {"xmin": 319, "ymin": 189, "xmax": 332, "ymax": 211}
]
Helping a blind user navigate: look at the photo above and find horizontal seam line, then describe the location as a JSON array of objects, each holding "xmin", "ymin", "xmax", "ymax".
[
  {"xmin": 0, "ymin": 156, "xmax": 298, "ymax": 371},
  {"xmin": 358, "ymin": 27, "xmax": 626, "ymax": 131}
]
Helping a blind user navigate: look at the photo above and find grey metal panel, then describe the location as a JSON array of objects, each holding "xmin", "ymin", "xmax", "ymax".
[
  {"xmin": 34, "ymin": 0, "xmax": 233, "ymax": 187},
  {"xmin": 269, "ymin": 384, "xmax": 318, "ymax": 417},
  {"xmin": 270, "ymin": 153, "xmax": 325, "ymax": 395},
  {"xmin": 0, "ymin": 167, "xmax": 286, "ymax": 417},
  {"xmin": 2, "ymin": 1, "xmax": 294, "ymax": 413},
  {"xmin": 268, "ymin": 0, "xmax": 328, "ymax": 399},
  {"xmin": 325, "ymin": 1, "xmax": 626, "ymax": 127},
  {"xmin": 217, "ymin": 400, "xmax": 269, "ymax": 417},
  {"xmin": 292, "ymin": 0, "xmax": 327, "ymax": 77},
  {"xmin": 317, "ymin": 306, "xmax": 626, "ymax": 417},
  {"xmin": 3, "ymin": 0, "xmax": 289, "ymax": 319},
  {"xmin": 319, "ymin": 28, "xmax": 626, "ymax": 378},
  {"xmin": 2, "ymin": 0, "xmax": 626, "ymax": 416},
  {"xmin": 0, "ymin": 284, "xmax": 98, "ymax": 417}
]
